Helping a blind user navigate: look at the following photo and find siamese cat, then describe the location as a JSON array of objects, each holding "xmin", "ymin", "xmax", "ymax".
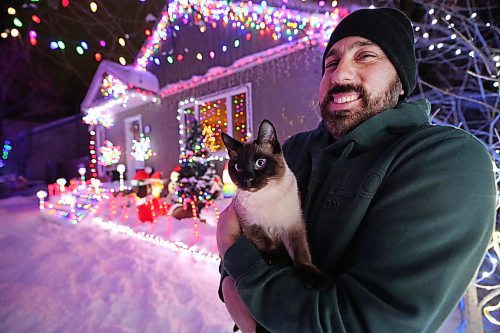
[{"xmin": 221, "ymin": 120, "xmax": 332, "ymax": 292}]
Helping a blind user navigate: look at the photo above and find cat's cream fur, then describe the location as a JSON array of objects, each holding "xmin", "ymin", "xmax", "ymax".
[{"xmin": 234, "ymin": 165, "xmax": 302, "ymax": 237}]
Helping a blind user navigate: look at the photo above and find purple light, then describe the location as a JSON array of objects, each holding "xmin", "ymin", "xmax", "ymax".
[
  {"xmin": 99, "ymin": 40, "xmax": 106, "ymax": 47},
  {"xmin": 50, "ymin": 41, "xmax": 58, "ymax": 49}
]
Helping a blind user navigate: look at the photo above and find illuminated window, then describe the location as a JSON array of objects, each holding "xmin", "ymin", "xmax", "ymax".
[{"xmin": 178, "ymin": 84, "xmax": 252, "ymax": 158}]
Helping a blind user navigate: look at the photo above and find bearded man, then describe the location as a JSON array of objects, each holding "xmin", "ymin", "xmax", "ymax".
[{"xmin": 217, "ymin": 8, "xmax": 496, "ymax": 333}]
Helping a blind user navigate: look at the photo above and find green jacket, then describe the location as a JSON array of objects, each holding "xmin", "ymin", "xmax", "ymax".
[{"xmin": 221, "ymin": 99, "xmax": 497, "ymax": 332}]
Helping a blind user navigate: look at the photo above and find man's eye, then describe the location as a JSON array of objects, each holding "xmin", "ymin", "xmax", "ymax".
[
  {"xmin": 255, "ymin": 158, "xmax": 266, "ymax": 168},
  {"xmin": 359, "ymin": 53, "xmax": 376, "ymax": 60},
  {"xmin": 235, "ymin": 163, "xmax": 242, "ymax": 171},
  {"xmin": 326, "ymin": 60, "xmax": 339, "ymax": 68}
]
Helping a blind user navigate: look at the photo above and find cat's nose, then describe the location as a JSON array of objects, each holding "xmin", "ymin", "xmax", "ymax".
[{"xmin": 244, "ymin": 179, "xmax": 253, "ymax": 187}]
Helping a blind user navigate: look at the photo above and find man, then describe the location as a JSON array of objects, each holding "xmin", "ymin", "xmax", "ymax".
[{"xmin": 217, "ymin": 8, "xmax": 496, "ymax": 333}]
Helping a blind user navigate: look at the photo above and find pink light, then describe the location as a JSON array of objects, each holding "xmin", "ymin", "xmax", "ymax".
[{"xmin": 99, "ymin": 40, "xmax": 106, "ymax": 47}]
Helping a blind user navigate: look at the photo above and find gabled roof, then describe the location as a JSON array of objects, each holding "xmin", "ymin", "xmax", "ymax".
[{"xmin": 81, "ymin": 60, "xmax": 160, "ymax": 111}]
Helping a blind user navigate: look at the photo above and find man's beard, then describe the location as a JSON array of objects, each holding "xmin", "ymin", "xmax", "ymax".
[{"xmin": 320, "ymin": 76, "xmax": 402, "ymax": 140}]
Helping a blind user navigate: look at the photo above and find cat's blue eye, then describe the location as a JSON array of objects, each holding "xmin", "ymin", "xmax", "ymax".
[
  {"xmin": 255, "ymin": 158, "xmax": 266, "ymax": 168},
  {"xmin": 235, "ymin": 163, "xmax": 243, "ymax": 172}
]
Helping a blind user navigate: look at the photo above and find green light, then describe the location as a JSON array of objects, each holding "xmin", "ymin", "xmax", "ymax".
[
  {"xmin": 167, "ymin": 56, "xmax": 173, "ymax": 64},
  {"xmin": 58, "ymin": 41, "xmax": 65, "ymax": 49},
  {"xmin": 234, "ymin": 39, "xmax": 240, "ymax": 48},
  {"xmin": 13, "ymin": 18, "xmax": 22, "ymax": 27},
  {"xmin": 76, "ymin": 46, "xmax": 84, "ymax": 55}
]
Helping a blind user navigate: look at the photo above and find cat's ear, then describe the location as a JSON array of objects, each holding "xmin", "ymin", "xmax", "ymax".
[
  {"xmin": 221, "ymin": 131, "xmax": 242, "ymax": 158},
  {"xmin": 257, "ymin": 120, "xmax": 281, "ymax": 153}
]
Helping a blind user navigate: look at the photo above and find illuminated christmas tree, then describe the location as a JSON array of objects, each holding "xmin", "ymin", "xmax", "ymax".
[{"xmin": 176, "ymin": 120, "xmax": 216, "ymax": 209}]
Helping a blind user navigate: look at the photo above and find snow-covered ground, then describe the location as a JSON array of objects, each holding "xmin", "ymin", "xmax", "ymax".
[
  {"xmin": 0, "ymin": 195, "xmax": 234, "ymax": 333},
  {"xmin": 0, "ymin": 194, "xmax": 465, "ymax": 332}
]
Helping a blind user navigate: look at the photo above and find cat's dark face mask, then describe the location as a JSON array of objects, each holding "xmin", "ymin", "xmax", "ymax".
[
  {"xmin": 227, "ymin": 146, "xmax": 283, "ymax": 191},
  {"xmin": 222, "ymin": 120, "xmax": 285, "ymax": 192}
]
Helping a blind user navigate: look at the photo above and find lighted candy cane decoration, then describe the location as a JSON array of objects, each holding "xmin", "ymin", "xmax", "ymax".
[
  {"xmin": 117, "ymin": 164, "xmax": 126, "ymax": 192},
  {"xmin": 78, "ymin": 167, "xmax": 87, "ymax": 184},
  {"xmin": 56, "ymin": 178, "xmax": 67, "ymax": 194},
  {"xmin": 36, "ymin": 190, "xmax": 48, "ymax": 210}
]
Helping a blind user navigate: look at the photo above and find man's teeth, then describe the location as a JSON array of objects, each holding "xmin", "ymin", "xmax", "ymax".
[{"xmin": 333, "ymin": 95, "xmax": 359, "ymax": 104}]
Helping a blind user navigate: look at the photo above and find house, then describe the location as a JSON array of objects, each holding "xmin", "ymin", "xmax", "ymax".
[{"xmin": 81, "ymin": 1, "xmax": 355, "ymax": 181}]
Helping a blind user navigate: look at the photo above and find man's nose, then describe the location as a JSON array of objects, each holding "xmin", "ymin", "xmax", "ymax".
[{"xmin": 332, "ymin": 59, "xmax": 355, "ymax": 85}]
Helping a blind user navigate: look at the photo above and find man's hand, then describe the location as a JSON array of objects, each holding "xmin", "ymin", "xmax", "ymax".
[
  {"xmin": 217, "ymin": 200, "xmax": 241, "ymax": 258},
  {"xmin": 222, "ymin": 276, "xmax": 257, "ymax": 333}
]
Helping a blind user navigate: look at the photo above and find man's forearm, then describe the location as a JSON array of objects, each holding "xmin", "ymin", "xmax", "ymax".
[{"xmin": 222, "ymin": 276, "xmax": 257, "ymax": 333}]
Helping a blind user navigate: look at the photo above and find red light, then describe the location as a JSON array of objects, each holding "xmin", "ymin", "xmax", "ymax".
[
  {"xmin": 177, "ymin": 54, "xmax": 184, "ymax": 61},
  {"xmin": 31, "ymin": 15, "xmax": 41, "ymax": 24},
  {"xmin": 29, "ymin": 38, "xmax": 37, "ymax": 46},
  {"xmin": 95, "ymin": 53, "xmax": 102, "ymax": 62},
  {"xmin": 62, "ymin": 0, "xmax": 70, "ymax": 8},
  {"xmin": 144, "ymin": 29, "xmax": 151, "ymax": 36},
  {"xmin": 245, "ymin": 33, "xmax": 251, "ymax": 41}
]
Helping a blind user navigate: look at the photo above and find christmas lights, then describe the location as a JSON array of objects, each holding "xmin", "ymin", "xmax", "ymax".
[
  {"xmin": 90, "ymin": 217, "xmax": 220, "ymax": 263},
  {"xmin": 131, "ymin": 133, "xmax": 153, "ymax": 161},
  {"xmin": 83, "ymin": 108, "xmax": 114, "ymax": 128},
  {"xmin": 100, "ymin": 75, "xmax": 127, "ymax": 100},
  {"xmin": 98, "ymin": 140, "xmax": 121, "ymax": 166},
  {"xmin": 117, "ymin": 164, "xmax": 126, "ymax": 192},
  {"xmin": 88, "ymin": 130, "xmax": 98, "ymax": 178},
  {"xmin": 1, "ymin": 141, "xmax": 12, "ymax": 168},
  {"xmin": 134, "ymin": 0, "xmax": 347, "ymax": 70}
]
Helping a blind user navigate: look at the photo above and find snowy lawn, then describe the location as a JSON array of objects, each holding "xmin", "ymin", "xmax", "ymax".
[{"xmin": 0, "ymin": 196, "xmax": 234, "ymax": 333}]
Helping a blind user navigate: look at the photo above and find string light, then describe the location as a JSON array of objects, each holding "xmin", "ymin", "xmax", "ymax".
[
  {"xmin": 134, "ymin": 0, "xmax": 347, "ymax": 70},
  {"xmin": 88, "ymin": 130, "xmax": 98, "ymax": 178},
  {"xmin": 13, "ymin": 18, "xmax": 23, "ymax": 28},
  {"xmin": 131, "ymin": 134, "xmax": 153, "ymax": 161},
  {"xmin": 98, "ymin": 140, "xmax": 121, "ymax": 166},
  {"xmin": 91, "ymin": 218, "xmax": 220, "ymax": 263},
  {"xmin": 2, "ymin": 141, "xmax": 12, "ymax": 167},
  {"xmin": 117, "ymin": 164, "xmax": 126, "ymax": 191},
  {"xmin": 83, "ymin": 108, "xmax": 114, "ymax": 128}
]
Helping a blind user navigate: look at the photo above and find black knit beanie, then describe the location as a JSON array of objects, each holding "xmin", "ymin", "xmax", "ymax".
[{"xmin": 322, "ymin": 8, "xmax": 416, "ymax": 99}]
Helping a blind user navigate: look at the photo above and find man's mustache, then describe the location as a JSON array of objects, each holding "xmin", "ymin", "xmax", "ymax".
[{"xmin": 328, "ymin": 84, "xmax": 365, "ymax": 96}]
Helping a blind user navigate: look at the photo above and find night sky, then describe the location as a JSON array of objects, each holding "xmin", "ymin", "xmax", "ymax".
[{"xmin": 0, "ymin": 0, "xmax": 164, "ymax": 123}]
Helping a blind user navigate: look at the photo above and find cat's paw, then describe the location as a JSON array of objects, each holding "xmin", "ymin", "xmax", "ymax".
[{"xmin": 295, "ymin": 265, "xmax": 333, "ymax": 291}]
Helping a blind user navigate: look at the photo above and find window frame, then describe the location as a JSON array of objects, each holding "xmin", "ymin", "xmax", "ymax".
[{"xmin": 178, "ymin": 83, "xmax": 253, "ymax": 159}]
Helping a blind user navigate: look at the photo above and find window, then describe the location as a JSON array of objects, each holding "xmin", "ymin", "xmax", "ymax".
[{"xmin": 178, "ymin": 84, "xmax": 252, "ymax": 159}]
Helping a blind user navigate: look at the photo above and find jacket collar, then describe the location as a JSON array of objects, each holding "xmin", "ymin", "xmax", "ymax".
[{"xmin": 314, "ymin": 99, "xmax": 431, "ymax": 156}]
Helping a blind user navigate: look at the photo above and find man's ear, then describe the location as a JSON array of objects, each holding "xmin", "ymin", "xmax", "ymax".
[{"xmin": 221, "ymin": 132, "xmax": 242, "ymax": 159}]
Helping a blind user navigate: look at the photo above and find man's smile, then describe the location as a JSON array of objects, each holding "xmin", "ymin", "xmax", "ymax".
[{"xmin": 332, "ymin": 93, "xmax": 361, "ymax": 104}]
